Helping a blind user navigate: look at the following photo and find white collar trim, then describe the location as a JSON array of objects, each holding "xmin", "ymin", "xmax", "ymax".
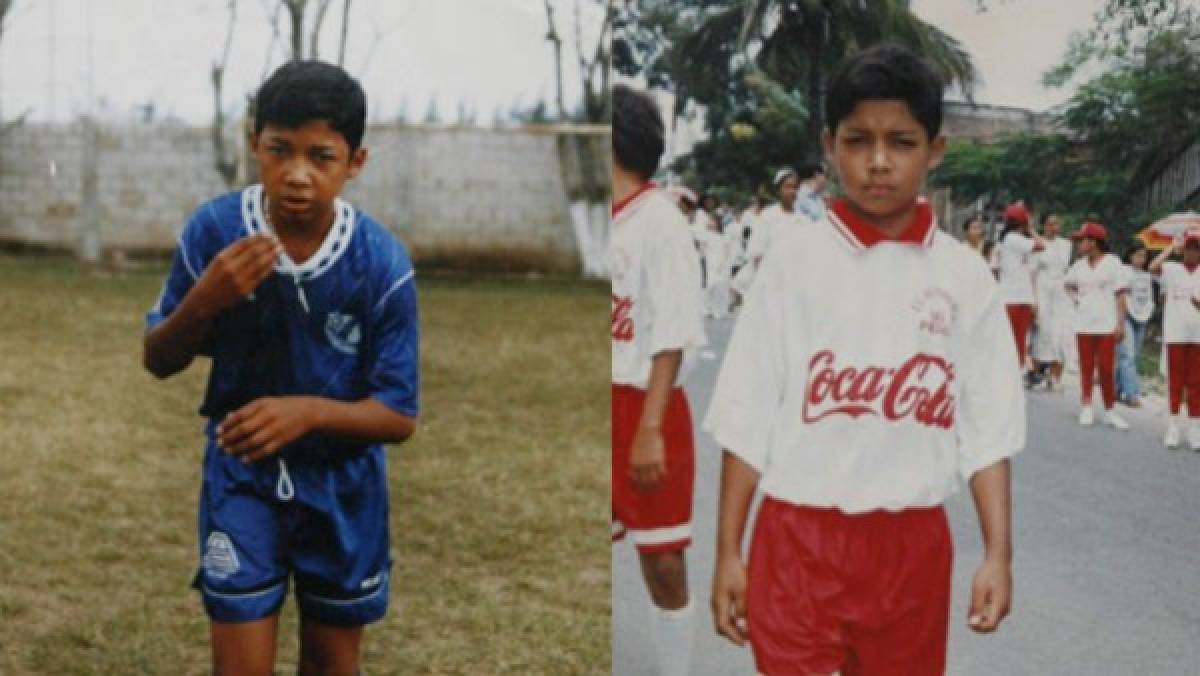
[{"xmin": 241, "ymin": 184, "xmax": 355, "ymax": 282}]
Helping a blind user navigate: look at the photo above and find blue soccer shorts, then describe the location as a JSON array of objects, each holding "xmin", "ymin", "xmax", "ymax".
[{"xmin": 192, "ymin": 440, "xmax": 392, "ymax": 627}]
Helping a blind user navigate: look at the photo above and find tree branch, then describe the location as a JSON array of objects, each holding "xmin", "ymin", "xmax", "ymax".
[
  {"xmin": 309, "ymin": 0, "xmax": 333, "ymax": 59},
  {"xmin": 337, "ymin": 0, "xmax": 351, "ymax": 66},
  {"xmin": 211, "ymin": 0, "xmax": 239, "ymax": 186},
  {"xmin": 284, "ymin": 0, "xmax": 305, "ymax": 61}
]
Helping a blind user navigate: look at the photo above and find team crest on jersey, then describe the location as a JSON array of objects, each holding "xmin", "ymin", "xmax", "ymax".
[
  {"xmin": 203, "ymin": 531, "xmax": 240, "ymax": 580},
  {"xmin": 912, "ymin": 287, "xmax": 958, "ymax": 338},
  {"xmin": 325, "ymin": 312, "xmax": 362, "ymax": 355}
]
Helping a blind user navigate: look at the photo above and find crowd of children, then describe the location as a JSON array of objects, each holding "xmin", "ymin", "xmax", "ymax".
[{"xmin": 979, "ymin": 203, "xmax": 1200, "ymax": 450}]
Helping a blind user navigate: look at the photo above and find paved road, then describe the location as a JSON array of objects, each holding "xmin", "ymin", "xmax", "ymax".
[{"xmin": 614, "ymin": 316, "xmax": 1200, "ymax": 675}]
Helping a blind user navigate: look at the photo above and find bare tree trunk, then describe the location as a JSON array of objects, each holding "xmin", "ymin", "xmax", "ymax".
[
  {"xmin": 261, "ymin": 2, "xmax": 283, "ymax": 78},
  {"xmin": 575, "ymin": 0, "xmax": 615, "ymax": 123},
  {"xmin": 543, "ymin": 0, "xmax": 565, "ymax": 119},
  {"xmin": 211, "ymin": 0, "xmax": 238, "ymax": 186},
  {"xmin": 337, "ymin": 0, "xmax": 352, "ymax": 66},
  {"xmin": 284, "ymin": 0, "xmax": 306, "ymax": 60},
  {"xmin": 0, "ymin": 0, "xmax": 12, "ymax": 48},
  {"xmin": 308, "ymin": 0, "xmax": 333, "ymax": 59}
]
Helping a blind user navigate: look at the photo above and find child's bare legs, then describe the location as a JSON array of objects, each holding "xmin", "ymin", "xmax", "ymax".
[
  {"xmin": 211, "ymin": 615, "xmax": 363, "ymax": 676},
  {"xmin": 299, "ymin": 619, "xmax": 363, "ymax": 676},
  {"xmin": 212, "ymin": 616, "xmax": 278, "ymax": 676},
  {"xmin": 1049, "ymin": 362, "xmax": 1063, "ymax": 389},
  {"xmin": 639, "ymin": 550, "xmax": 688, "ymax": 609},
  {"xmin": 639, "ymin": 549, "xmax": 693, "ymax": 676}
]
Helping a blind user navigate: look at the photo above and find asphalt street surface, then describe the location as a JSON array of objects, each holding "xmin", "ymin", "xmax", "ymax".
[{"xmin": 613, "ymin": 316, "xmax": 1200, "ymax": 676}]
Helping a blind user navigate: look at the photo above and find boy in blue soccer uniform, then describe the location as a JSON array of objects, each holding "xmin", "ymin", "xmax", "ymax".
[{"xmin": 143, "ymin": 61, "xmax": 418, "ymax": 675}]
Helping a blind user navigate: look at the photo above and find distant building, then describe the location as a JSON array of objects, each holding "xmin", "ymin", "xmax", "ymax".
[{"xmin": 941, "ymin": 101, "xmax": 1059, "ymax": 142}]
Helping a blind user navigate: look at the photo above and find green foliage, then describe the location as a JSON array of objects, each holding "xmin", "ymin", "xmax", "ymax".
[
  {"xmin": 620, "ymin": 0, "xmax": 978, "ymax": 198},
  {"xmin": 936, "ymin": 4, "xmax": 1200, "ymax": 245}
]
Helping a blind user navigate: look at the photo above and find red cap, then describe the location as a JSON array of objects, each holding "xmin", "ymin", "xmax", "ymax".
[
  {"xmin": 1003, "ymin": 202, "xmax": 1029, "ymax": 225},
  {"xmin": 1072, "ymin": 222, "xmax": 1107, "ymax": 241}
]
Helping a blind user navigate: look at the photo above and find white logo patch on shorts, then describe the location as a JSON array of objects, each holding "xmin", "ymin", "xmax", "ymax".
[
  {"xmin": 360, "ymin": 571, "xmax": 385, "ymax": 590},
  {"xmin": 325, "ymin": 312, "xmax": 362, "ymax": 355},
  {"xmin": 203, "ymin": 531, "xmax": 240, "ymax": 580}
]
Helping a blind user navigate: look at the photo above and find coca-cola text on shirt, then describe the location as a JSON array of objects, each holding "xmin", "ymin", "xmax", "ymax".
[
  {"xmin": 802, "ymin": 349, "xmax": 956, "ymax": 428},
  {"xmin": 612, "ymin": 294, "xmax": 634, "ymax": 342}
]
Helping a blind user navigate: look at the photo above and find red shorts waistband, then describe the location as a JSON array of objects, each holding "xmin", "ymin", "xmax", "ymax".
[{"xmin": 759, "ymin": 495, "xmax": 945, "ymax": 525}]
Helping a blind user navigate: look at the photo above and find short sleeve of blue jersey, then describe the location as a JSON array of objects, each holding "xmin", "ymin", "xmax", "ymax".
[
  {"xmin": 145, "ymin": 205, "xmax": 219, "ymax": 334},
  {"xmin": 366, "ymin": 242, "xmax": 420, "ymax": 418}
]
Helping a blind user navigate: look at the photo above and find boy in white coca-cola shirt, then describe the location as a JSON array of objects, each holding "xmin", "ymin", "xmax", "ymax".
[
  {"xmin": 610, "ymin": 84, "xmax": 707, "ymax": 676},
  {"xmin": 706, "ymin": 44, "xmax": 1023, "ymax": 675}
]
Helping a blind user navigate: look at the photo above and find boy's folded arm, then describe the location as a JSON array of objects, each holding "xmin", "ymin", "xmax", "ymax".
[
  {"xmin": 218, "ymin": 396, "xmax": 416, "ymax": 463},
  {"xmin": 143, "ymin": 292, "xmax": 219, "ymax": 379},
  {"xmin": 143, "ymin": 234, "xmax": 281, "ymax": 379},
  {"xmin": 307, "ymin": 396, "xmax": 417, "ymax": 443}
]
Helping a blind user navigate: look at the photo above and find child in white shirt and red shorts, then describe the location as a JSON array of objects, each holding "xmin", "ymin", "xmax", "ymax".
[
  {"xmin": 1063, "ymin": 222, "xmax": 1131, "ymax": 430},
  {"xmin": 1149, "ymin": 229, "xmax": 1200, "ymax": 449},
  {"xmin": 611, "ymin": 84, "xmax": 707, "ymax": 676},
  {"xmin": 706, "ymin": 44, "xmax": 1024, "ymax": 676}
]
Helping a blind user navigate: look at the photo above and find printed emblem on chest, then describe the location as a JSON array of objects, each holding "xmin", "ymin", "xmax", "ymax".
[
  {"xmin": 325, "ymin": 312, "xmax": 362, "ymax": 355},
  {"xmin": 912, "ymin": 287, "xmax": 958, "ymax": 338}
]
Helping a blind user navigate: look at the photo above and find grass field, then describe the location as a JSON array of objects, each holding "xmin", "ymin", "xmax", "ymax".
[{"xmin": 0, "ymin": 254, "xmax": 609, "ymax": 675}]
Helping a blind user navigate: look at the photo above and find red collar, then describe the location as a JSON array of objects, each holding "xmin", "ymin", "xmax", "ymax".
[
  {"xmin": 826, "ymin": 198, "xmax": 936, "ymax": 251},
  {"xmin": 612, "ymin": 181, "xmax": 656, "ymax": 218}
]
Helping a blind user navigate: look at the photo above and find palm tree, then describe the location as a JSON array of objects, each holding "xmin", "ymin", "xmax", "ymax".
[{"xmin": 684, "ymin": 0, "xmax": 979, "ymax": 150}]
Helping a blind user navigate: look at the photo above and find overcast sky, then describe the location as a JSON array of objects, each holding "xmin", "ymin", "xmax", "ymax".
[
  {"xmin": 911, "ymin": 0, "xmax": 1103, "ymax": 110},
  {"xmin": 0, "ymin": 0, "xmax": 1110, "ymax": 127},
  {"xmin": 0, "ymin": 0, "xmax": 605, "ymax": 124}
]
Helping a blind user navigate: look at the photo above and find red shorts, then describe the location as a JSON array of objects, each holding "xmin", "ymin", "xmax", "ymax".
[
  {"xmin": 611, "ymin": 384, "xmax": 695, "ymax": 554},
  {"xmin": 1005, "ymin": 303, "xmax": 1034, "ymax": 366},
  {"xmin": 748, "ymin": 498, "xmax": 953, "ymax": 676}
]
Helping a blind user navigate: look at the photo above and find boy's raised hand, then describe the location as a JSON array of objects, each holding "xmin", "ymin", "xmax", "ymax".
[
  {"xmin": 191, "ymin": 235, "xmax": 282, "ymax": 317},
  {"xmin": 967, "ymin": 556, "xmax": 1011, "ymax": 632},
  {"xmin": 217, "ymin": 396, "xmax": 315, "ymax": 463},
  {"xmin": 712, "ymin": 553, "xmax": 750, "ymax": 646}
]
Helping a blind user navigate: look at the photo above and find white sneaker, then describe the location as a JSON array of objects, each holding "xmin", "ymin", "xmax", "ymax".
[
  {"xmin": 1188, "ymin": 423, "xmax": 1200, "ymax": 452},
  {"xmin": 1165, "ymin": 422, "xmax": 1181, "ymax": 449},
  {"xmin": 1105, "ymin": 410, "xmax": 1129, "ymax": 431},
  {"xmin": 1079, "ymin": 406, "xmax": 1094, "ymax": 426}
]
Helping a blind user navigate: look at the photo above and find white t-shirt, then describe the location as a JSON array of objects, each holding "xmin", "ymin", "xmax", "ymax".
[
  {"xmin": 705, "ymin": 200, "xmax": 1025, "ymax": 513},
  {"xmin": 1159, "ymin": 262, "xmax": 1200, "ymax": 344},
  {"xmin": 1035, "ymin": 238, "xmax": 1072, "ymax": 284},
  {"xmin": 611, "ymin": 187, "xmax": 707, "ymax": 389},
  {"xmin": 995, "ymin": 231, "xmax": 1039, "ymax": 305},
  {"xmin": 1064, "ymin": 254, "xmax": 1129, "ymax": 334},
  {"xmin": 745, "ymin": 203, "xmax": 803, "ymax": 267},
  {"xmin": 1126, "ymin": 266, "xmax": 1156, "ymax": 324}
]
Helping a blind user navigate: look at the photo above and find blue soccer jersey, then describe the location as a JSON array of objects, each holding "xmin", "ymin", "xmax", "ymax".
[{"xmin": 146, "ymin": 184, "xmax": 419, "ymax": 625}]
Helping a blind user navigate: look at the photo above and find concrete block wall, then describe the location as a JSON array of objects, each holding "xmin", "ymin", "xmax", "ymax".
[{"xmin": 0, "ymin": 120, "xmax": 611, "ymax": 273}]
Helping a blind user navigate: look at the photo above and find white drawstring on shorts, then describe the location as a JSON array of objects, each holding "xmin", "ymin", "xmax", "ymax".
[{"xmin": 276, "ymin": 458, "xmax": 295, "ymax": 501}]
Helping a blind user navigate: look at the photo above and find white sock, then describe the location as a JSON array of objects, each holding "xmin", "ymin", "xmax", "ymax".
[{"xmin": 649, "ymin": 600, "xmax": 694, "ymax": 676}]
